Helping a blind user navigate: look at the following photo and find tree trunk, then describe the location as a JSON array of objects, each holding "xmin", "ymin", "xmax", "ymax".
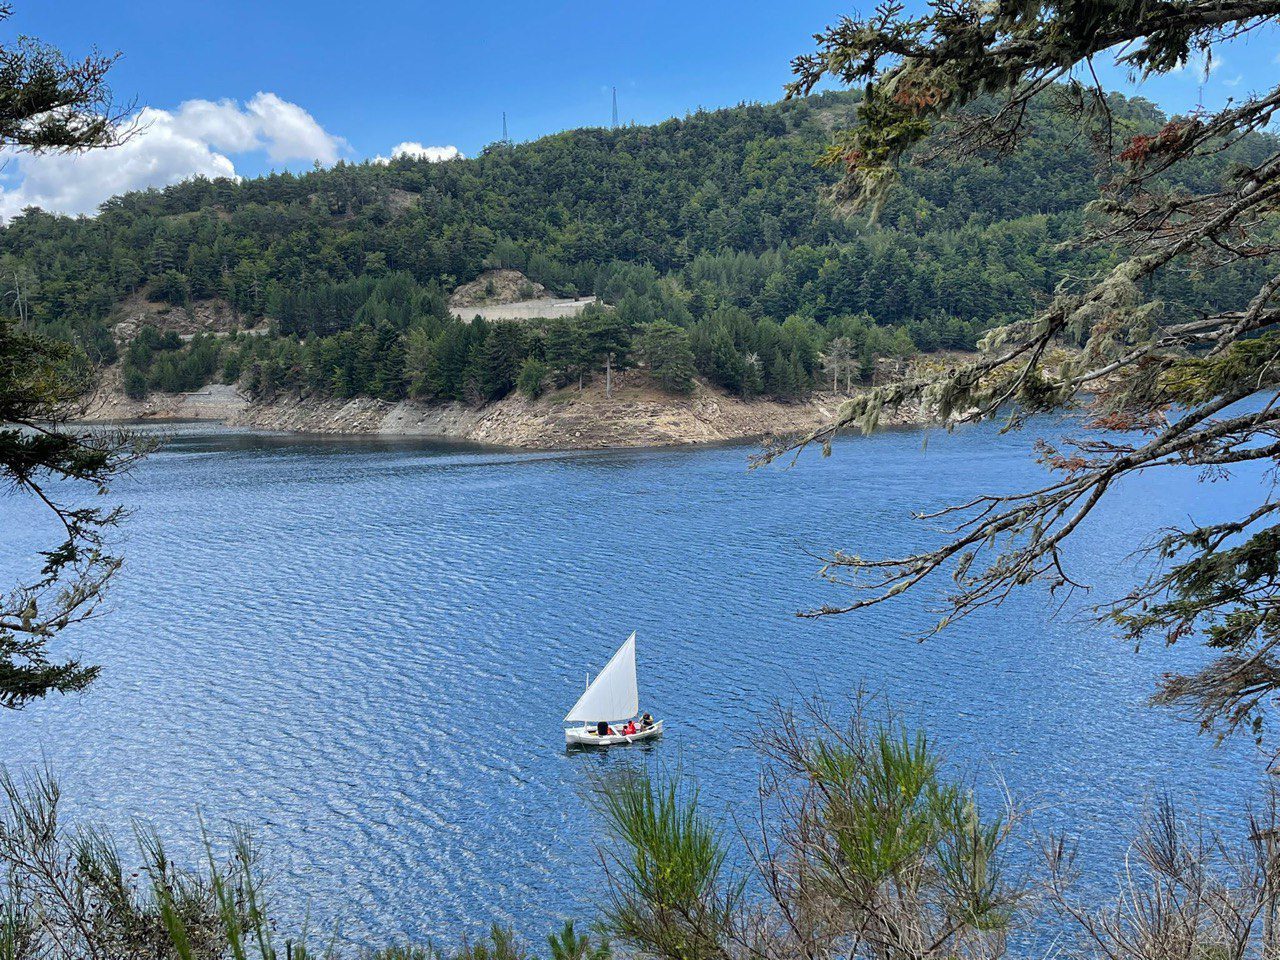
[{"xmin": 606, "ymin": 353, "xmax": 613, "ymax": 399}]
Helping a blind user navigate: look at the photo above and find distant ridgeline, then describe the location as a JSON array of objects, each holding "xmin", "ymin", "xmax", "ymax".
[{"xmin": 2, "ymin": 89, "xmax": 1275, "ymax": 405}]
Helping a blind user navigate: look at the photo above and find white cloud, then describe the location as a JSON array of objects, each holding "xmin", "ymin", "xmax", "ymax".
[
  {"xmin": 169, "ymin": 98, "xmax": 261, "ymax": 153},
  {"xmin": 244, "ymin": 92, "xmax": 344, "ymax": 164},
  {"xmin": 0, "ymin": 92, "xmax": 346, "ymax": 219},
  {"xmin": 1172, "ymin": 48, "xmax": 1225, "ymax": 79},
  {"xmin": 372, "ymin": 141, "xmax": 462, "ymax": 164}
]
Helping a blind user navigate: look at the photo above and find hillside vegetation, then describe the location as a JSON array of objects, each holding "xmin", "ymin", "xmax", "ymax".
[{"xmin": 2, "ymin": 89, "xmax": 1273, "ymax": 408}]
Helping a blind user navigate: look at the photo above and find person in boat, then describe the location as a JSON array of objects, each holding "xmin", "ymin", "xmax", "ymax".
[
  {"xmin": 640, "ymin": 712, "xmax": 654, "ymax": 731},
  {"xmin": 596, "ymin": 720, "xmax": 615, "ymax": 737},
  {"xmin": 622, "ymin": 719, "xmax": 637, "ymax": 736}
]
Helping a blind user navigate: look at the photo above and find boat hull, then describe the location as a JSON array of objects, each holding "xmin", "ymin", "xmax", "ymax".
[{"xmin": 565, "ymin": 720, "xmax": 664, "ymax": 747}]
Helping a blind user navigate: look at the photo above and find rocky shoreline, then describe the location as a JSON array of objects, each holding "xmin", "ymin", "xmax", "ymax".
[{"xmin": 76, "ymin": 368, "xmax": 930, "ymax": 451}]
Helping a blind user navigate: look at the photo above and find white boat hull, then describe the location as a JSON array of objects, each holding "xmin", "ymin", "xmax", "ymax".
[{"xmin": 565, "ymin": 720, "xmax": 664, "ymax": 747}]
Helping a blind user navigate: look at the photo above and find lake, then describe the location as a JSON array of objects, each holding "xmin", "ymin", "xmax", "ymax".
[{"xmin": 0, "ymin": 419, "xmax": 1267, "ymax": 948}]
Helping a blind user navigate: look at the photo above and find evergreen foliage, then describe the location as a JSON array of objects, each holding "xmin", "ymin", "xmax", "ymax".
[
  {"xmin": 0, "ymin": 4, "xmax": 146, "ymax": 709},
  {"xmin": 769, "ymin": 0, "xmax": 1280, "ymax": 740},
  {"xmin": 3, "ymin": 89, "xmax": 1270, "ymax": 406},
  {"xmin": 636, "ymin": 321, "xmax": 698, "ymax": 394},
  {"xmin": 0, "ymin": 318, "xmax": 153, "ymax": 708},
  {"xmin": 598, "ymin": 699, "xmax": 1018, "ymax": 960},
  {"xmin": 517, "ymin": 356, "xmax": 550, "ymax": 400}
]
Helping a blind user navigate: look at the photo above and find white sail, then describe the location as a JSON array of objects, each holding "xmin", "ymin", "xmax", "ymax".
[{"xmin": 564, "ymin": 632, "xmax": 638, "ymax": 723}]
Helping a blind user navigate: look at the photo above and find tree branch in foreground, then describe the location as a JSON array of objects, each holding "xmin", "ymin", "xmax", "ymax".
[{"xmin": 771, "ymin": 0, "xmax": 1280, "ymax": 739}]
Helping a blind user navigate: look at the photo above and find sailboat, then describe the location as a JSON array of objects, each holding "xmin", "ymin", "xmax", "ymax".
[{"xmin": 564, "ymin": 632, "xmax": 664, "ymax": 746}]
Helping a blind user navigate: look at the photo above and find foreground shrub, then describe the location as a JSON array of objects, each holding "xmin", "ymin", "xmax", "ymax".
[
  {"xmin": 598, "ymin": 697, "xmax": 1022, "ymax": 960},
  {"xmin": 12, "ymin": 704, "xmax": 1280, "ymax": 960},
  {"xmin": 0, "ymin": 769, "xmax": 244, "ymax": 960},
  {"xmin": 0, "ymin": 769, "xmax": 610, "ymax": 960},
  {"xmin": 365, "ymin": 923, "xmax": 606, "ymax": 960},
  {"xmin": 597, "ymin": 697, "xmax": 1280, "ymax": 960}
]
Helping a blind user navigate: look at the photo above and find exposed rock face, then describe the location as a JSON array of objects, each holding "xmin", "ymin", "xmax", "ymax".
[
  {"xmin": 449, "ymin": 270, "xmax": 604, "ymax": 322},
  {"xmin": 79, "ymin": 366, "xmax": 251, "ymax": 421},
  {"xmin": 231, "ymin": 384, "xmax": 844, "ymax": 448},
  {"xmin": 381, "ymin": 187, "xmax": 420, "ymax": 215},
  {"xmin": 449, "ymin": 270, "xmax": 549, "ymax": 309},
  {"xmin": 445, "ymin": 380, "xmax": 836, "ymax": 449},
  {"xmin": 76, "ymin": 368, "xmax": 928, "ymax": 450},
  {"xmin": 110, "ymin": 295, "xmax": 265, "ymax": 344}
]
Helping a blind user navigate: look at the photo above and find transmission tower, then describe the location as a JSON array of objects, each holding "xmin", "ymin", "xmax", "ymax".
[{"xmin": 611, "ymin": 87, "xmax": 618, "ymax": 129}]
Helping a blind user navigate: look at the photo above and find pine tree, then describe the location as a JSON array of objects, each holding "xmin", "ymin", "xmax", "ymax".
[
  {"xmin": 517, "ymin": 356, "xmax": 550, "ymax": 400},
  {"xmin": 545, "ymin": 316, "xmax": 590, "ymax": 390},
  {"xmin": 636, "ymin": 320, "xmax": 697, "ymax": 395},
  {"xmin": 473, "ymin": 322, "xmax": 529, "ymax": 401},
  {"xmin": 708, "ymin": 328, "xmax": 745, "ymax": 393},
  {"xmin": 742, "ymin": 351, "xmax": 764, "ymax": 398},
  {"xmin": 767, "ymin": 350, "xmax": 796, "ymax": 399},
  {"xmin": 583, "ymin": 308, "xmax": 630, "ymax": 397},
  {"xmin": 403, "ymin": 326, "xmax": 437, "ymax": 399}
]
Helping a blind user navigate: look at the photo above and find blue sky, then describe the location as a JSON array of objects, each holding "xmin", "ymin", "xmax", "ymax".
[
  {"xmin": 4, "ymin": 1, "xmax": 1278, "ymax": 216},
  {"xmin": 18, "ymin": 1, "xmax": 851, "ymax": 170}
]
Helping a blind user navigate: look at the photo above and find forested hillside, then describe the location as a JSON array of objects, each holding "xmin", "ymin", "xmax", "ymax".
[{"xmin": 3, "ymin": 89, "xmax": 1274, "ymax": 406}]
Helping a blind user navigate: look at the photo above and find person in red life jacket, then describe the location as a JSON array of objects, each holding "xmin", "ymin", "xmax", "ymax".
[{"xmin": 622, "ymin": 719, "xmax": 637, "ymax": 736}]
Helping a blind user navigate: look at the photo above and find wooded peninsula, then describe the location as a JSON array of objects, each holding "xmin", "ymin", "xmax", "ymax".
[{"xmin": 5, "ymin": 88, "xmax": 1273, "ymax": 446}]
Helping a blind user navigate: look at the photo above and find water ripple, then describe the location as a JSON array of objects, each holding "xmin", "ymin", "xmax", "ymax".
[{"xmin": 0, "ymin": 422, "xmax": 1267, "ymax": 947}]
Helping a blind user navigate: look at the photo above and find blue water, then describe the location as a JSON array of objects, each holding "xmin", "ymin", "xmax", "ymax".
[{"xmin": 0, "ymin": 420, "xmax": 1267, "ymax": 947}]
